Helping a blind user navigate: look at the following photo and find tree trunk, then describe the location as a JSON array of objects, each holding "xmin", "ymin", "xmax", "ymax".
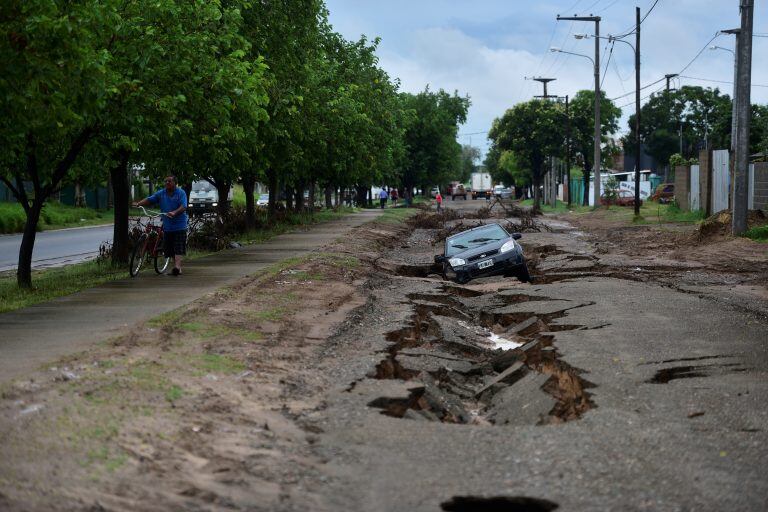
[
  {"xmin": 309, "ymin": 179, "xmax": 316, "ymax": 213},
  {"xmin": 285, "ymin": 186, "xmax": 293, "ymax": 211},
  {"xmin": 582, "ymin": 167, "xmax": 591, "ymax": 206},
  {"xmin": 267, "ymin": 168, "xmax": 278, "ymax": 220},
  {"xmin": 294, "ymin": 184, "xmax": 304, "ymax": 212},
  {"xmin": 215, "ymin": 180, "xmax": 231, "ymax": 218},
  {"xmin": 74, "ymin": 181, "xmax": 86, "ymax": 207},
  {"xmin": 17, "ymin": 198, "xmax": 43, "ymax": 288},
  {"xmin": 110, "ymin": 149, "xmax": 131, "ymax": 265},
  {"xmin": 325, "ymin": 184, "xmax": 333, "ymax": 209},
  {"xmin": 242, "ymin": 174, "xmax": 256, "ymax": 230},
  {"xmin": 355, "ymin": 185, "xmax": 367, "ymax": 207},
  {"xmin": 532, "ymin": 169, "xmax": 542, "ymax": 215}
]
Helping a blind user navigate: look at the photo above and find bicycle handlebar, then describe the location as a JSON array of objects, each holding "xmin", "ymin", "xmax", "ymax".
[{"xmin": 136, "ymin": 206, "xmax": 166, "ymax": 218}]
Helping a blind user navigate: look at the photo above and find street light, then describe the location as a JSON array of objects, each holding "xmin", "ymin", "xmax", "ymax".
[
  {"xmin": 550, "ymin": 46, "xmax": 600, "ymax": 209},
  {"xmin": 709, "ymin": 45, "xmax": 735, "ymax": 55},
  {"xmin": 550, "ymin": 47, "xmax": 594, "ymax": 66},
  {"xmin": 572, "ymin": 27, "xmax": 643, "ymax": 216}
]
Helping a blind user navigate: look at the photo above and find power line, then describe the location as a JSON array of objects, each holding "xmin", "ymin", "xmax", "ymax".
[
  {"xmin": 600, "ymin": 40, "xmax": 614, "ymax": 89},
  {"xmin": 613, "ymin": 0, "xmax": 661, "ymax": 38},
  {"xmin": 610, "ymin": 76, "xmax": 665, "ymax": 101},
  {"xmin": 679, "ymin": 32, "xmax": 720, "ymax": 74},
  {"xmin": 610, "ymin": 31, "xmax": 720, "ymax": 101},
  {"xmin": 679, "ymin": 75, "xmax": 768, "ymax": 88}
]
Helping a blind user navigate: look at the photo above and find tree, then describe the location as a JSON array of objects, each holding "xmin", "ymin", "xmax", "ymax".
[
  {"xmin": 0, "ymin": 1, "xmax": 124, "ymax": 287},
  {"xmin": 485, "ymin": 144, "xmax": 529, "ymax": 194},
  {"xmin": 624, "ymin": 86, "xmax": 734, "ymax": 178},
  {"xmin": 460, "ymin": 145, "xmax": 480, "ymax": 183},
  {"xmin": 400, "ymin": 88, "xmax": 470, "ymax": 197},
  {"xmin": 488, "ymin": 100, "xmax": 563, "ymax": 212},
  {"xmin": 569, "ymin": 90, "xmax": 621, "ymax": 205}
]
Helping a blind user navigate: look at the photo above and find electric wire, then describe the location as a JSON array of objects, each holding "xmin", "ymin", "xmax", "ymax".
[
  {"xmin": 610, "ymin": 31, "xmax": 720, "ymax": 101},
  {"xmin": 679, "ymin": 75, "xmax": 768, "ymax": 88},
  {"xmin": 613, "ymin": 0, "xmax": 661, "ymax": 39},
  {"xmin": 600, "ymin": 40, "xmax": 614, "ymax": 89}
]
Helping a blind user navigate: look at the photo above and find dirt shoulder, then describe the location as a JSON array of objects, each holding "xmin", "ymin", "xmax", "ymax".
[
  {"xmin": 0, "ymin": 216, "xmax": 409, "ymax": 511},
  {"xmin": 548, "ymin": 207, "xmax": 768, "ymax": 317}
]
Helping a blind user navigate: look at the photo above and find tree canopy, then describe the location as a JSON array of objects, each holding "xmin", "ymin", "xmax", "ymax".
[{"xmin": 0, "ymin": 0, "xmax": 470, "ymax": 288}]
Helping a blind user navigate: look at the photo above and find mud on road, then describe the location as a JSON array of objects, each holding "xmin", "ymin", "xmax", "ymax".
[{"xmin": 1, "ymin": 207, "xmax": 767, "ymax": 511}]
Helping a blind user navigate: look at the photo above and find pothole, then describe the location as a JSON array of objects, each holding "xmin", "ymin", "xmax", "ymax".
[
  {"xmin": 366, "ymin": 290, "xmax": 596, "ymax": 426},
  {"xmin": 441, "ymin": 495, "xmax": 559, "ymax": 511},
  {"xmin": 647, "ymin": 363, "xmax": 750, "ymax": 383}
]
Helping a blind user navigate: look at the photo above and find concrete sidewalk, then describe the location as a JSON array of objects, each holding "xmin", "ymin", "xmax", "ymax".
[{"xmin": 0, "ymin": 210, "xmax": 381, "ymax": 382}]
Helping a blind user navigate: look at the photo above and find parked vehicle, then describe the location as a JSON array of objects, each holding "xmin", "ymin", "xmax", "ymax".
[
  {"xmin": 650, "ymin": 183, "xmax": 674, "ymax": 203},
  {"xmin": 493, "ymin": 185, "xmax": 513, "ymax": 199},
  {"xmin": 470, "ymin": 172, "xmax": 492, "ymax": 199},
  {"xmin": 600, "ymin": 189, "xmax": 643, "ymax": 207},
  {"xmin": 188, "ymin": 180, "xmax": 233, "ymax": 215},
  {"xmin": 451, "ymin": 184, "xmax": 467, "ymax": 200},
  {"xmin": 435, "ymin": 223, "xmax": 531, "ymax": 284},
  {"xmin": 256, "ymin": 193, "xmax": 270, "ymax": 206},
  {"xmin": 430, "ymin": 186, "xmax": 440, "ymax": 198}
]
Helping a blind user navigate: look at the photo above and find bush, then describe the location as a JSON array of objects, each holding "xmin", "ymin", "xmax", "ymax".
[
  {"xmin": 0, "ymin": 203, "xmax": 27, "ymax": 233},
  {"xmin": 0, "ymin": 201, "xmax": 109, "ymax": 233},
  {"xmin": 745, "ymin": 224, "xmax": 768, "ymax": 242}
]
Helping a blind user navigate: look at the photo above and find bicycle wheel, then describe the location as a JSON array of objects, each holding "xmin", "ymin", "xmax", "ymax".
[
  {"xmin": 129, "ymin": 234, "xmax": 148, "ymax": 277},
  {"xmin": 154, "ymin": 235, "xmax": 171, "ymax": 274}
]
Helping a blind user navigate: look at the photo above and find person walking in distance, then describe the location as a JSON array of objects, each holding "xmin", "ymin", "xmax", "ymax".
[
  {"xmin": 379, "ymin": 187, "xmax": 389, "ymax": 209},
  {"xmin": 435, "ymin": 189, "xmax": 443, "ymax": 212},
  {"xmin": 134, "ymin": 175, "xmax": 188, "ymax": 276},
  {"xmin": 390, "ymin": 187, "xmax": 399, "ymax": 206}
]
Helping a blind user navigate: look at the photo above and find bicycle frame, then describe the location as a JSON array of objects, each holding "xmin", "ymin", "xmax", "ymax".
[{"xmin": 129, "ymin": 207, "xmax": 169, "ymax": 277}]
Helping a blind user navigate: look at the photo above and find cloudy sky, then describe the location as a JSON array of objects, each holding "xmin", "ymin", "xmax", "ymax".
[{"xmin": 324, "ymin": 0, "xmax": 768, "ymax": 156}]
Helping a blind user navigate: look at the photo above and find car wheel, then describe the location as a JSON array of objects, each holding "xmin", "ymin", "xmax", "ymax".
[{"xmin": 516, "ymin": 260, "xmax": 532, "ymax": 283}]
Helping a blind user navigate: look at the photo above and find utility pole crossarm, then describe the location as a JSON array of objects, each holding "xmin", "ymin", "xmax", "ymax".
[{"xmin": 557, "ymin": 15, "xmax": 601, "ymax": 22}]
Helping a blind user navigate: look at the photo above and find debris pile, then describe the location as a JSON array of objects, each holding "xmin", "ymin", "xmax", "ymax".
[{"xmin": 696, "ymin": 209, "xmax": 766, "ymax": 241}]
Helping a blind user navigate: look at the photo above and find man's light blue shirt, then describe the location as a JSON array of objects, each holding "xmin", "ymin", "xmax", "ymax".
[{"xmin": 147, "ymin": 188, "xmax": 188, "ymax": 232}]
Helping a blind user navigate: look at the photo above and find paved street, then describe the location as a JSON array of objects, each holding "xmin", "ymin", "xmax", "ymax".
[{"xmin": 0, "ymin": 224, "xmax": 113, "ymax": 272}]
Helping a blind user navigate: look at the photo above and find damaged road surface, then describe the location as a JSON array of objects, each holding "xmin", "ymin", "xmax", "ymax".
[{"xmin": 1, "ymin": 201, "xmax": 767, "ymax": 511}]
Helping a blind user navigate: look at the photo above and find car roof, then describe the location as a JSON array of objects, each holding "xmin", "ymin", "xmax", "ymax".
[{"xmin": 446, "ymin": 223, "xmax": 505, "ymax": 241}]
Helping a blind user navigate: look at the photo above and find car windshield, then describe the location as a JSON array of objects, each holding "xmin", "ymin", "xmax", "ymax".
[
  {"xmin": 445, "ymin": 224, "xmax": 509, "ymax": 257},
  {"xmin": 192, "ymin": 181, "xmax": 212, "ymax": 192}
]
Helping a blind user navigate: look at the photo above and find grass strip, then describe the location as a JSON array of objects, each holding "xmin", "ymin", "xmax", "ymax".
[{"xmin": 0, "ymin": 202, "xmax": 114, "ymax": 234}]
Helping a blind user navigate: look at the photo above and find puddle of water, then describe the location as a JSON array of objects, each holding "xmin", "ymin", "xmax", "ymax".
[
  {"xmin": 457, "ymin": 320, "xmax": 522, "ymax": 351},
  {"xmin": 486, "ymin": 332, "xmax": 523, "ymax": 351}
]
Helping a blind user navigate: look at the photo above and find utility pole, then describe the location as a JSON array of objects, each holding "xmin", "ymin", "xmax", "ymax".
[
  {"xmin": 664, "ymin": 73, "xmax": 678, "ymax": 93},
  {"xmin": 565, "ymin": 94, "xmax": 571, "ymax": 207},
  {"xmin": 634, "ymin": 6, "xmax": 642, "ymax": 217},
  {"xmin": 733, "ymin": 0, "xmax": 753, "ymax": 234},
  {"xmin": 532, "ymin": 77, "xmax": 559, "ymax": 99},
  {"xmin": 558, "ymin": 14, "xmax": 601, "ymax": 207},
  {"xmin": 721, "ymin": 28, "xmax": 741, "ymax": 154}
]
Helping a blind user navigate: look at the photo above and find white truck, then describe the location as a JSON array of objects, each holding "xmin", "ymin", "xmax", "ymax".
[
  {"xmin": 188, "ymin": 180, "xmax": 233, "ymax": 216},
  {"xmin": 470, "ymin": 172, "xmax": 492, "ymax": 200}
]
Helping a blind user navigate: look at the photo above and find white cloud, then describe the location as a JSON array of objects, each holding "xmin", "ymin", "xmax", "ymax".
[{"xmin": 326, "ymin": 0, "xmax": 768, "ymax": 155}]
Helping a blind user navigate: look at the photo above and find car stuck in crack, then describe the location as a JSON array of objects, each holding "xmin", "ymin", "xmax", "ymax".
[{"xmin": 435, "ymin": 222, "xmax": 532, "ymax": 284}]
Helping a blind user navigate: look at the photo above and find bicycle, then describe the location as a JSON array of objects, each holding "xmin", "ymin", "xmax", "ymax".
[{"xmin": 129, "ymin": 206, "xmax": 171, "ymax": 277}]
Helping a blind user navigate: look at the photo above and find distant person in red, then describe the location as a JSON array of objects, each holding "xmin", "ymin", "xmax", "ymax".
[
  {"xmin": 435, "ymin": 190, "xmax": 443, "ymax": 212},
  {"xmin": 390, "ymin": 188, "xmax": 399, "ymax": 206}
]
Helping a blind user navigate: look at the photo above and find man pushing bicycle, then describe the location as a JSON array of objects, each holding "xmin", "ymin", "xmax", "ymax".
[{"xmin": 134, "ymin": 175, "xmax": 188, "ymax": 276}]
